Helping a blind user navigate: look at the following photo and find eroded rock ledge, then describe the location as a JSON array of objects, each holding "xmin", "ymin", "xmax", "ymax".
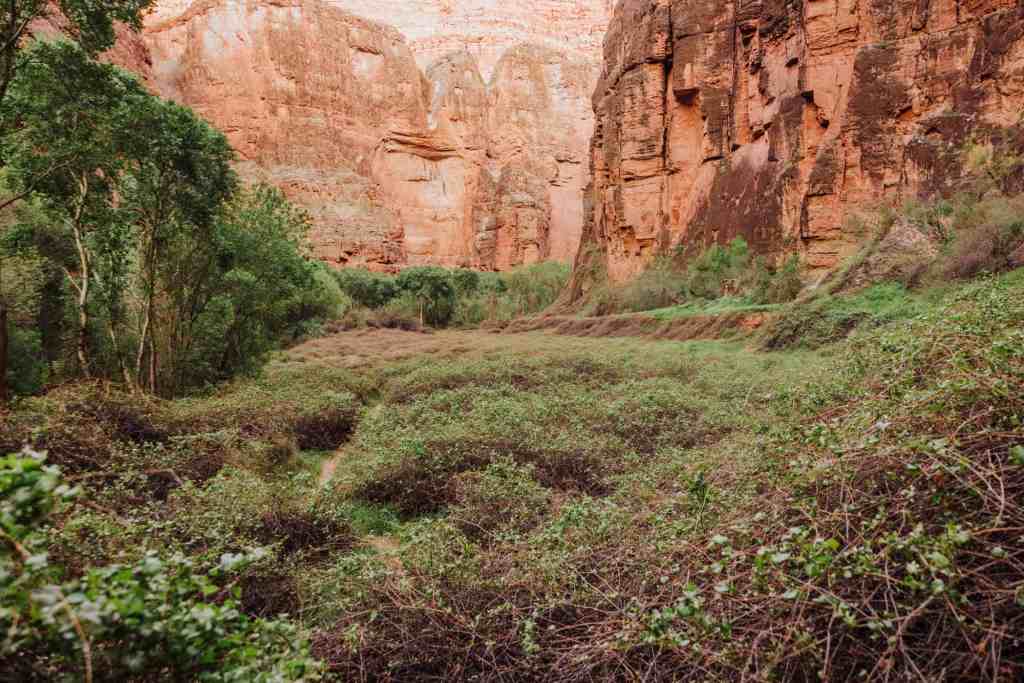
[{"xmin": 577, "ymin": 0, "xmax": 1024, "ymax": 285}]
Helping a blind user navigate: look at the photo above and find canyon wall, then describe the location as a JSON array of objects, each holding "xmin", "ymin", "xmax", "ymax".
[
  {"xmin": 149, "ymin": 0, "xmax": 611, "ymax": 79},
  {"xmin": 136, "ymin": 0, "xmax": 609, "ymax": 270},
  {"xmin": 580, "ymin": 0, "xmax": 1024, "ymax": 284}
]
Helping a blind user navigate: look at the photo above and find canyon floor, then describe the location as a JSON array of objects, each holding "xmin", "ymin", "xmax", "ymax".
[{"xmin": 7, "ymin": 269, "xmax": 1023, "ymax": 680}]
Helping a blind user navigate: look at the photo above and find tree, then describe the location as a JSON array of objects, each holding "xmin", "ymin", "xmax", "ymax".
[
  {"xmin": 0, "ymin": 0, "xmax": 153, "ymax": 109},
  {"xmin": 0, "ymin": 2, "xmax": 152, "ymax": 402},
  {"xmin": 0, "ymin": 41, "xmax": 144, "ymax": 378},
  {"xmin": 171, "ymin": 185, "xmax": 321, "ymax": 392},
  {"xmin": 0, "ymin": 240, "xmax": 47, "ymax": 398},
  {"xmin": 332, "ymin": 268, "xmax": 399, "ymax": 309},
  {"xmin": 0, "ymin": 280, "xmax": 6, "ymax": 402},
  {"xmin": 116, "ymin": 95, "xmax": 237, "ymax": 392},
  {"xmin": 396, "ymin": 266, "xmax": 457, "ymax": 327}
]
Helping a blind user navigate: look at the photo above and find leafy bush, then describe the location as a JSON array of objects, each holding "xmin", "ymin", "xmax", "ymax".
[
  {"xmin": 748, "ymin": 254, "xmax": 804, "ymax": 304},
  {"xmin": 684, "ymin": 237, "xmax": 751, "ymax": 299},
  {"xmin": 760, "ymin": 282, "xmax": 923, "ymax": 350},
  {"xmin": 502, "ymin": 261, "xmax": 570, "ymax": 313},
  {"xmin": 375, "ymin": 292, "xmax": 425, "ymax": 331},
  {"xmin": 0, "ymin": 451, "xmax": 325, "ymax": 681},
  {"xmin": 454, "ymin": 262, "xmax": 569, "ymax": 326},
  {"xmin": 328, "ymin": 261, "xmax": 569, "ymax": 328},
  {"xmin": 331, "ymin": 268, "xmax": 398, "ymax": 309},
  {"xmin": 451, "ymin": 269, "xmax": 482, "ymax": 296},
  {"xmin": 582, "ymin": 258, "xmax": 687, "ymax": 316},
  {"xmin": 352, "ymin": 437, "xmax": 613, "ymax": 518},
  {"xmin": 941, "ymin": 196, "xmax": 1024, "ymax": 280}
]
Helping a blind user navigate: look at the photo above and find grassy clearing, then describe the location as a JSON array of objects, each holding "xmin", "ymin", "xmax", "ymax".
[{"xmin": 4, "ymin": 267, "xmax": 1024, "ymax": 680}]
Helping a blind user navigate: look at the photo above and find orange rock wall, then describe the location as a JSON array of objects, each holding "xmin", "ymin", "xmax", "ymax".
[
  {"xmin": 580, "ymin": 0, "xmax": 1024, "ymax": 283},
  {"xmin": 137, "ymin": 0, "xmax": 609, "ymax": 271}
]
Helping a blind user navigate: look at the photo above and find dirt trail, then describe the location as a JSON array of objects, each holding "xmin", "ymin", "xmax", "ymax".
[
  {"xmin": 317, "ymin": 404, "xmax": 384, "ymax": 487},
  {"xmin": 318, "ymin": 455, "xmax": 340, "ymax": 486}
]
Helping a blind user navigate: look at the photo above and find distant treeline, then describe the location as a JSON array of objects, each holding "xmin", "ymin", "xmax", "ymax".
[{"xmin": 330, "ymin": 261, "xmax": 570, "ymax": 330}]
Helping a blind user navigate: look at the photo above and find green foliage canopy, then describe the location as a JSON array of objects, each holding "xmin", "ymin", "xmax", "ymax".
[{"xmin": 0, "ymin": 0, "xmax": 154, "ymax": 109}]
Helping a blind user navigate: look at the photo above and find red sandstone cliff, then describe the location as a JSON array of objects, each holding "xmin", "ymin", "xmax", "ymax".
[
  {"xmin": 135, "ymin": 0, "xmax": 609, "ymax": 271},
  {"xmin": 576, "ymin": 0, "xmax": 1024, "ymax": 286}
]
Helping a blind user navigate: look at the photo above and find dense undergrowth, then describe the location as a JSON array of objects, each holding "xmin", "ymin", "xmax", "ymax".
[
  {"xmin": 3, "ymin": 263, "xmax": 1023, "ymax": 679},
  {"xmin": 580, "ymin": 238, "xmax": 804, "ymax": 318}
]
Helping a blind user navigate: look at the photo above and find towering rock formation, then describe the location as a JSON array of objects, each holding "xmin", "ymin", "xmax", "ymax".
[
  {"xmin": 136, "ymin": 0, "xmax": 610, "ymax": 270},
  {"xmin": 579, "ymin": 0, "xmax": 1024, "ymax": 283}
]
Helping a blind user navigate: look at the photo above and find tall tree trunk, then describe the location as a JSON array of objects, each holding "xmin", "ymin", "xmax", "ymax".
[
  {"xmin": 0, "ymin": 302, "xmax": 9, "ymax": 404},
  {"xmin": 136, "ymin": 221, "xmax": 158, "ymax": 392},
  {"xmin": 69, "ymin": 176, "xmax": 92, "ymax": 378},
  {"xmin": 76, "ymin": 274, "xmax": 90, "ymax": 378},
  {"xmin": 148, "ymin": 335, "xmax": 156, "ymax": 395},
  {"xmin": 135, "ymin": 308, "xmax": 149, "ymax": 385}
]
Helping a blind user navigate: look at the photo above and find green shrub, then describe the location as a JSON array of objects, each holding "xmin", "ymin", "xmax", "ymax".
[
  {"xmin": 327, "ymin": 262, "xmax": 568, "ymax": 329},
  {"xmin": 300, "ymin": 263, "xmax": 349, "ymax": 322},
  {"xmin": 582, "ymin": 258, "xmax": 687, "ymax": 316},
  {"xmin": 0, "ymin": 451, "xmax": 325, "ymax": 681},
  {"xmin": 581, "ymin": 238, "xmax": 803, "ymax": 316},
  {"xmin": 940, "ymin": 196, "xmax": 1024, "ymax": 280},
  {"xmin": 748, "ymin": 254, "xmax": 804, "ymax": 304},
  {"xmin": 684, "ymin": 237, "xmax": 751, "ymax": 299},
  {"xmin": 760, "ymin": 282, "xmax": 923, "ymax": 350},
  {"xmin": 452, "ymin": 269, "xmax": 482, "ymax": 296},
  {"xmin": 453, "ymin": 262, "xmax": 568, "ymax": 326},
  {"xmin": 373, "ymin": 292, "xmax": 424, "ymax": 331},
  {"xmin": 502, "ymin": 261, "xmax": 571, "ymax": 313},
  {"xmin": 331, "ymin": 268, "xmax": 398, "ymax": 309}
]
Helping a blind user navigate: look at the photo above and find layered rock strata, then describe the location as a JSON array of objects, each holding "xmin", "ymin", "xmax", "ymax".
[
  {"xmin": 135, "ymin": 0, "xmax": 608, "ymax": 270},
  {"xmin": 579, "ymin": 0, "xmax": 1024, "ymax": 284}
]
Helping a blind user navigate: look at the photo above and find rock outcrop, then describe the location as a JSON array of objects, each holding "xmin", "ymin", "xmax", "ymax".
[
  {"xmin": 578, "ymin": 0, "xmax": 1024, "ymax": 284},
  {"xmin": 134, "ymin": 0, "xmax": 609, "ymax": 270}
]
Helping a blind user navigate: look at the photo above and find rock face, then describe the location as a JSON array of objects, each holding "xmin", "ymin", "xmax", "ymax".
[
  {"xmin": 149, "ymin": 0, "xmax": 611, "ymax": 79},
  {"xmin": 136, "ymin": 0, "xmax": 609, "ymax": 270},
  {"xmin": 579, "ymin": 0, "xmax": 1024, "ymax": 284}
]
